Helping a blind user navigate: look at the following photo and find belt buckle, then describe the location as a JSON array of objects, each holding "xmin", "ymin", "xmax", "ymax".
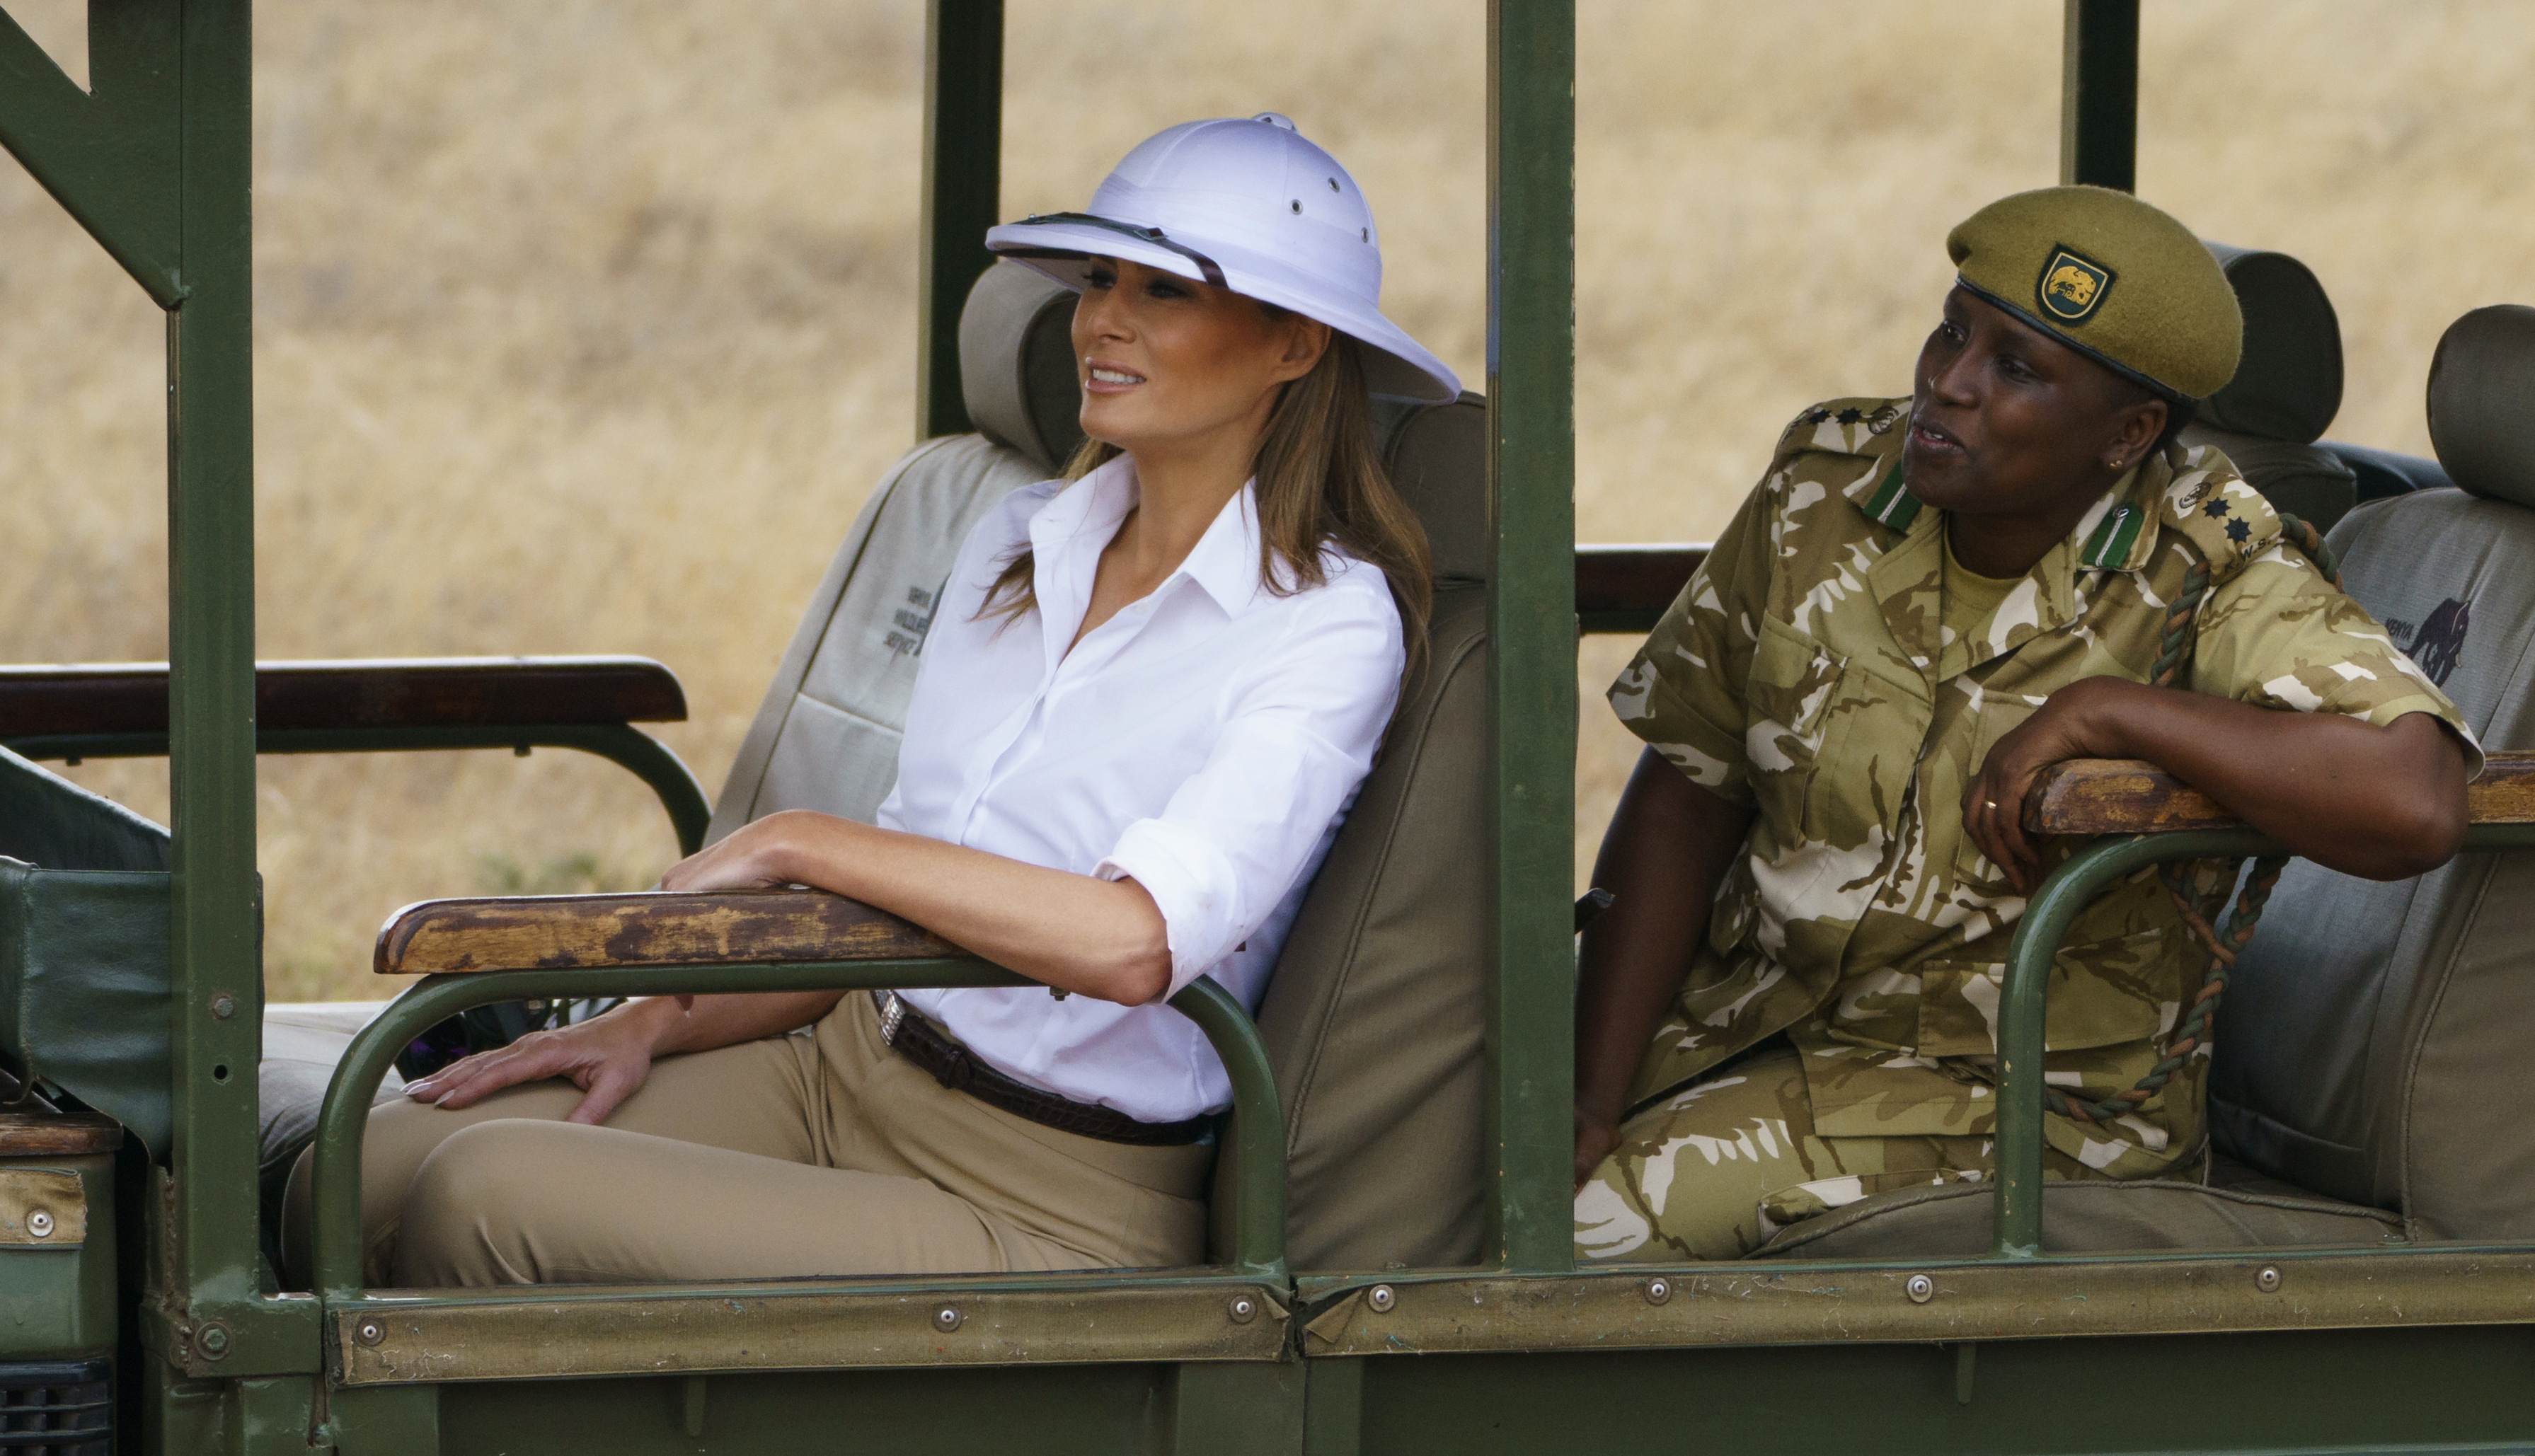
[{"xmin": 874, "ymin": 989, "xmax": 906, "ymax": 1046}]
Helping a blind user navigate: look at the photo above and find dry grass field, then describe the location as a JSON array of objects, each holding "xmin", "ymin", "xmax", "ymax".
[{"xmin": 1, "ymin": 1, "xmax": 2527, "ymax": 1000}]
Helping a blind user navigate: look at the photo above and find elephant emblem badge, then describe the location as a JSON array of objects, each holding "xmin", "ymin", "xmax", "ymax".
[{"xmin": 2035, "ymin": 248, "xmax": 2115, "ymax": 323}]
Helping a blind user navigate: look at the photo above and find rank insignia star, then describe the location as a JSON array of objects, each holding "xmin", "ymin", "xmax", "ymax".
[
  {"xmin": 2202, "ymin": 499, "xmax": 2231, "ymax": 519},
  {"xmin": 1835, "ymin": 407, "xmax": 1863, "ymax": 424},
  {"xmin": 1802, "ymin": 409, "xmax": 1832, "ymax": 424},
  {"xmin": 2226, "ymin": 518, "xmax": 2251, "ymax": 543}
]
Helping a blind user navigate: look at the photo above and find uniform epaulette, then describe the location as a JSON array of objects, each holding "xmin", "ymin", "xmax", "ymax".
[
  {"xmin": 1776, "ymin": 396, "xmax": 1909, "ymax": 463},
  {"xmin": 2156, "ymin": 442, "xmax": 2284, "ymax": 584}
]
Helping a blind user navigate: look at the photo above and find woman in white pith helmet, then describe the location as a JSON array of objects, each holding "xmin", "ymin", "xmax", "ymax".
[{"xmin": 326, "ymin": 115, "xmax": 1456, "ymax": 1284}]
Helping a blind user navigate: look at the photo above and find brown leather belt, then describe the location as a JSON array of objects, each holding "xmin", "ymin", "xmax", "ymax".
[{"xmin": 873, "ymin": 991, "xmax": 1217, "ymax": 1147}]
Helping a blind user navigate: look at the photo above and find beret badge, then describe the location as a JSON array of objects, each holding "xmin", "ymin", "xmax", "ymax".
[{"xmin": 2037, "ymin": 245, "xmax": 2115, "ymax": 325}]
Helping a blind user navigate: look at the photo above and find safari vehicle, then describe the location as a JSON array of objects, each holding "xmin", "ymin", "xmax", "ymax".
[{"xmin": 5, "ymin": 1, "xmax": 2535, "ymax": 1452}]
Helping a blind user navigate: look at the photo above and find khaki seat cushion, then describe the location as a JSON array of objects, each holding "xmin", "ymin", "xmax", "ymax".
[
  {"xmin": 2212, "ymin": 305, "xmax": 2535, "ymax": 1242},
  {"xmin": 1212, "ymin": 395, "xmax": 1492, "ymax": 1273},
  {"xmin": 1752, "ymin": 1178, "xmax": 2400, "ymax": 1261},
  {"xmin": 706, "ymin": 262, "xmax": 1078, "ymax": 839}
]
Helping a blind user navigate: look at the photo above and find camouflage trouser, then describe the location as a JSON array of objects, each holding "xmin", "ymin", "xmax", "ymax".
[{"xmin": 1573, "ymin": 1048, "xmax": 2103, "ymax": 1262}]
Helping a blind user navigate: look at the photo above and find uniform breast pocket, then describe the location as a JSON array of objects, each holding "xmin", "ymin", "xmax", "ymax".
[{"xmin": 1744, "ymin": 616, "xmax": 1851, "ymax": 840}]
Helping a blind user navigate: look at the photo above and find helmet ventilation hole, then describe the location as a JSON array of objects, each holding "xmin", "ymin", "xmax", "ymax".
[
  {"xmin": 1328, "ymin": 177, "xmax": 1340, "ymax": 191},
  {"xmin": 1290, "ymin": 200, "xmax": 1302, "ymax": 214}
]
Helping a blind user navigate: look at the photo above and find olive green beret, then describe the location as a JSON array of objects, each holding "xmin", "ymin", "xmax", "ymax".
[{"xmin": 1946, "ymin": 185, "xmax": 2243, "ymax": 402}]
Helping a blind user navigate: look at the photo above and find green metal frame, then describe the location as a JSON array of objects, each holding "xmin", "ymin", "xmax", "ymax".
[
  {"xmin": 6, "ymin": 725, "xmax": 713, "ymax": 857},
  {"xmin": 2061, "ymin": 0, "xmax": 2139, "ymax": 190}
]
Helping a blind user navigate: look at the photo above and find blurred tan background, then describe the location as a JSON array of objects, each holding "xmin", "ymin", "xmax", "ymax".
[{"xmin": 1, "ymin": 1, "xmax": 2525, "ymax": 999}]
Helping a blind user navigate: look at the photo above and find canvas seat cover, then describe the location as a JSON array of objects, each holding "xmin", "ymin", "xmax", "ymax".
[
  {"xmin": 2179, "ymin": 245, "xmax": 2359, "ymax": 533},
  {"xmin": 711, "ymin": 260, "xmax": 1492, "ymax": 1271},
  {"xmin": 1759, "ymin": 304, "xmax": 2535, "ymax": 1258}
]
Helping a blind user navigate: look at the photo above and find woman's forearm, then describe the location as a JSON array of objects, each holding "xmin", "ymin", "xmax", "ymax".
[
  {"xmin": 1574, "ymin": 750, "xmax": 1755, "ymax": 1130},
  {"xmin": 662, "ymin": 811, "xmax": 1173, "ymax": 1005},
  {"xmin": 2064, "ymin": 677, "xmax": 2468, "ymax": 878}
]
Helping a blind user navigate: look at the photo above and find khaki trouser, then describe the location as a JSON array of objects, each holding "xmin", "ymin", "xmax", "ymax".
[
  {"xmin": 1573, "ymin": 1048, "xmax": 2105, "ymax": 1262},
  {"xmin": 283, "ymin": 995, "xmax": 1213, "ymax": 1287}
]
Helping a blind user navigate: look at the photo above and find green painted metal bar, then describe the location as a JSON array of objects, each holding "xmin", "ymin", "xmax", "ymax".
[
  {"xmin": 1483, "ymin": 0, "xmax": 1577, "ymax": 1273},
  {"xmin": 164, "ymin": 0, "xmax": 265, "ymax": 1315},
  {"xmin": 2059, "ymin": 0, "xmax": 2138, "ymax": 192},
  {"xmin": 0, "ymin": 2, "xmax": 184, "ymax": 304},
  {"xmin": 309, "ymin": 966, "xmax": 1285, "ymax": 1298},
  {"xmin": 8, "ymin": 722, "xmax": 713, "ymax": 855},
  {"xmin": 915, "ymin": 0, "xmax": 1004, "ymax": 439},
  {"xmin": 1991, "ymin": 821, "xmax": 2535, "ymax": 1256}
]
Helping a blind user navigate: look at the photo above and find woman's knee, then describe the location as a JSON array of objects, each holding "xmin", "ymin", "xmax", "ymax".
[{"xmin": 395, "ymin": 1119, "xmax": 585, "ymax": 1285}]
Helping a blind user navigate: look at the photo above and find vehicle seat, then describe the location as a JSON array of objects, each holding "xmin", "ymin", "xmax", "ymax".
[
  {"xmin": 1754, "ymin": 304, "xmax": 2535, "ymax": 1259},
  {"xmin": 2179, "ymin": 245, "xmax": 2359, "ymax": 533},
  {"xmin": 711, "ymin": 260, "xmax": 1492, "ymax": 1272}
]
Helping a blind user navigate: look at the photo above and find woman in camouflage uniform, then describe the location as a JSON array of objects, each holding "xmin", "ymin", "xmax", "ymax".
[{"xmin": 1572, "ymin": 187, "xmax": 2478, "ymax": 1262}]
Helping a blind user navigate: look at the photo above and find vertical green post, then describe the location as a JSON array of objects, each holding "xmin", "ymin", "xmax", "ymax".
[
  {"xmin": 2059, "ymin": 0, "xmax": 2138, "ymax": 192},
  {"xmin": 915, "ymin": 0, "xmax": 1004, "ymax": 440},
  {"xmin": 166, "ymin": 0, "xmax": 263, "ymax": 1306},
  {"xmin": 1485, "ymin": 0, "xmax": 1577, "ymax": 1273}
]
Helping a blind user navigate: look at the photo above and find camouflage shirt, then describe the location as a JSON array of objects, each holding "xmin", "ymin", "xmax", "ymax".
[{"xmin": 1611, "ymin": 397, "xmax": 2480, "ymax": 1179}]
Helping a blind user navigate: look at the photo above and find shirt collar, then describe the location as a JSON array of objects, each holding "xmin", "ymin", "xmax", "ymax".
[{"xmin": 1023, "ymin": 456, "xmax": 1268, "ymax": 637}]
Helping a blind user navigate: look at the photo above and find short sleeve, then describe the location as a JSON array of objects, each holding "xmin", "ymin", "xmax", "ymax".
[
  {"xmin": 1606, "ymin": 475, "xmax": 1779, "ymax": 807},
  {"xmin": 2190, "ymin": 541, "xmax": 2485, "ymax": 778}
]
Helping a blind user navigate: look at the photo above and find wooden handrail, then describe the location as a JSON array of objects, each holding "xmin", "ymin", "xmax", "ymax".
[
  {"xmin": 0, "ymin": 656, "xmax": 686, "ymax": 738},
  {"xmin": 2023, "ymin": 751, "xmax": 2535, "ymax": 836},
  {"xmin": 376, "ymin": 888, "xmax": 956, "ymax": 976}
]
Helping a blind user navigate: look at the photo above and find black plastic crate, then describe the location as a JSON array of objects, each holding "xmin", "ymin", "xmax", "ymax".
[{"xmin": 0, "ymin": 1359, "xmax": 109, "ymax": 1455}]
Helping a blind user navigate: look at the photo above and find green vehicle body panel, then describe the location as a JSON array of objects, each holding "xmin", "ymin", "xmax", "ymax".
[{"xmin": 6, "ymin": 1, "xmax": 2535, "ymax": 1452}]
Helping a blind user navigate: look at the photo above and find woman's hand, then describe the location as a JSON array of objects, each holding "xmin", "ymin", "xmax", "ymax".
[
  {"xmin": 1575, "ymin": 1107, "xmax": 1622, "ymax": 1194},
  {"xmin": 657, "ymin": 815, "xmax": 802, "ymax": 894},
  {"xmin": 1961, "ymin": 677, "xmax": 2124, "ymax": 896},
  {"xmin": 403, "ymin": 998, "xmax": 683, "ymax": 1126}
]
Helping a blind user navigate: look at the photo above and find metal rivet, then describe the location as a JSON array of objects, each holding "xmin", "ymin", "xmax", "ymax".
[
  {"xmin": 1367, "ymin": 1284, "xmax": 1396, "ymax": 1314},
  {"xmin": 209, "ymin": 994, "xmax": 236, "ymax": 1019},
  {"xmin": 25, "ymin": 1210, "xmax": 52, "ymax": 1239},
  {"xmin": 934, "ymin": 1305, "xmax": 963, "ymax": 1333},
  {"xmin": 1905, "ymin": 1273, "xmax": 1936, "ymax": 1304},
  {"xmin": 195, "ymin": 1322, "xmax": 232, "ymax": 1360},
  {"xmin": 1643, "ymin": 1277, "xmax": 1672, "ymax": 1306},
  {"xmin": 1228, "ymin": 1295, "xmax": 1258, "ymax": 1324},
  {"xmin": 354, "ymin": 1319, "xmax": 385, "ymax": 1348},
  {"xmin": 2255, "ymin": 1265, "xmax": 2283, "ymax": 1293}
]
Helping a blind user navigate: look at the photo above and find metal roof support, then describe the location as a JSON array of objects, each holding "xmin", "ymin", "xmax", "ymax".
[
  {"xmin": 1485, "ymin": 0, "xmax": 1577, "ymax": 1273},
  {"xmin": 916, "ymin": 0, "xmax": 1005, "ymax": 439},
  {"xmin": 2060, "ymin": 0, "xmax": 2139, "ymax": 192}
]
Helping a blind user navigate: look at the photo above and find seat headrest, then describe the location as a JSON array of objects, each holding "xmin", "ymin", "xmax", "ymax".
[
  {"xmin": 1381, "ymin": 393, "xmax": 1488, "ymax": 584},
  {"xmin": 959, "ymin": 261, "xmax": 1088, "ymax": 477},
  {"xmin": 2198, "ymin": 244, "xmax": 2343, "ymax": 443},
  {"xmin": 2428, "ymin": 304, "xmax": 2535, "ymax": 510}
]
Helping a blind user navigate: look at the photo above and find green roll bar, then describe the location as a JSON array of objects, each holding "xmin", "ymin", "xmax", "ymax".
[
  {"xmin": 306, "ymin": 968, "xmax": 1287, "ymax": 1298},
  {"xmin": 11, "ymin": 724, "xmax": 713, "ymax": 857},
  {"xmin": 1990, "ymin": 820, "xmax": 2535, "ymax": 1258}
]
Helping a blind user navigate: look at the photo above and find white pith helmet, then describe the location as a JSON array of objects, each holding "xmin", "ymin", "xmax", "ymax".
[{"xmin": 984, "ymin": 114, "xmax": 1461, "ymax": 403}]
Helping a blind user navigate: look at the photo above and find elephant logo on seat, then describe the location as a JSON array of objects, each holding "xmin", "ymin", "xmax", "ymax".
[{"xmin": 2035, "ymin": 247, "xmax": 2115, "ymax": 323}]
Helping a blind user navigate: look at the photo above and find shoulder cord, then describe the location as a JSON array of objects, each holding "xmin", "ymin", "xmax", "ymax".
[{"xmin": 2047, "ymin": 512, "xmax": 2339, "ymax": 1126}]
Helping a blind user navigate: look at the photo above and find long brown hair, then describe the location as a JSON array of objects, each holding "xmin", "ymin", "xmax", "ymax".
[{"xmin": 979, "ymin": 330, "xmax": 1433, "ymax": 686}]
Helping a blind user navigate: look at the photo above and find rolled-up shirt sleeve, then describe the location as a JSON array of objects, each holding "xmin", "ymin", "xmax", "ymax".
[{"xmin": 1094, "ymin": 572, "xmax": 1406, "ymax": 995}]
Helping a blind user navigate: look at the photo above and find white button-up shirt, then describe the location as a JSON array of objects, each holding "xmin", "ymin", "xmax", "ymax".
[{"xmin": 879, "ymin": 456, "xmax": 1406, "ymax": 1122}]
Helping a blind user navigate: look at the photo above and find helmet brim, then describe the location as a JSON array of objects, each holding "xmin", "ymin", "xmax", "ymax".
[{"xmin": 986, "ymin": 219, "xmax": 1462, "ymax": 405}]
